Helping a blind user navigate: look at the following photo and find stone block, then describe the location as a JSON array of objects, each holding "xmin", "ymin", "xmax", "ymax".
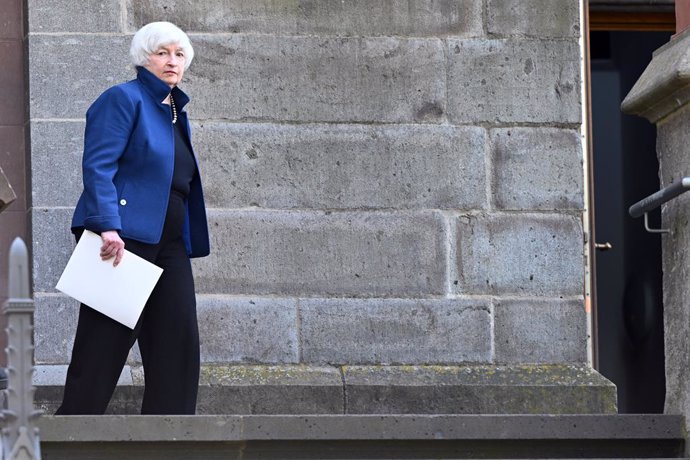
[
  {"xmin": 487, "ymin": 0, "xmax": 580, "ymax": 38},
  {"xmin": 127, "ymin": 0, "xmax": 483, "ymax": 37},
  {"xmin": 455, "ymin": 213, "xmax": 584, "ymax": 296},
  {"xmin": 494, "ymin": 298, "xmax": 587, "ymax": 364},
  {"xmin": 447, "ymin": 39, "xmax": 581, "ymax": 124},
  {"xmin": 195, "ymin": 123, "xmax": 486, "ymax": 210},
  {"xmin": 196, "ymin": 296, "xmax": 299, "ymax": 364},
  {"xmin": 34, "ymin": 294, "xmax": 79, "ymax": 364},
  {"xmin": 34, "ymin": 364, "xmax": 133, "ymax": 386},
  {"xmin": 300, "ymin": 298, "xmax": 491, "ymax": 364},
  {"xmin": 195, "ymin": 365, "xmax": 344, "ymax": 414},
  {"xmin": 36, "ymin": 384, "xmax": 144, "ymax": 415},
  {"xmin": 31, "ymin": 121, "xmax": 84, "ymax": 207},
  {"xmin": 28, "ymin": 0, "xmax": 122, "ymax": 33},
  {"xmin": 195, "ymin": 210, "xmax": 447, "ymax": 297},
  {"xmin": 31, "ymin": 34, "xmax": 446, "ymax": 123},
  {"xmin": 187, "ymin": 35, "xmax": 446, "ymax": 123},
  {"xmin": 34, "ymin": 294, "xmax": 142, "ymax": 365},
  {"xmin": 29, "ymin": 35, "xmax": 132, "ymax": 119},
  {"xmin": 343, "ymin": 365, "xmax": 616, "ymax": 414},
  {"xmin": 490, "ymin": 127, "xmax": 583, "ymax": 210},
  {"xmin": 31, "ymin": 207, "xmax": 76, "ymax": 293}
]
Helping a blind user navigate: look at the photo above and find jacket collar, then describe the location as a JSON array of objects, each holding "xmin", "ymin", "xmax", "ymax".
[{"xmin": 136, "ymin": 66, "xmax": 190, "ymax": 111}]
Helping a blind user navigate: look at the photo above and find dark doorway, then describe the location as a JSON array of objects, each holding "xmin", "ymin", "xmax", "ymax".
[{"xmin": 591, "ymin": 31, "xmax": 670, "ymax": 413}]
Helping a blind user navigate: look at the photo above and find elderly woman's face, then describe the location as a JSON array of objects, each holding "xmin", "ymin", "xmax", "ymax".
[{"xmin": 145, "ymin": 43, "xmax": 186, "ymax": 88}]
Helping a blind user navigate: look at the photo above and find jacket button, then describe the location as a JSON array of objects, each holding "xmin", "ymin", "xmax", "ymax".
[{"xmin": 120, "ymin": 199, "xmax": 127, "ymax": 206}]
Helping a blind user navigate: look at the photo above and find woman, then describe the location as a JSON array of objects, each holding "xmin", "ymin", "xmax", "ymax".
[{"xmin": 56, "ymin": 21, "xmax": 210, "ymax": 415}]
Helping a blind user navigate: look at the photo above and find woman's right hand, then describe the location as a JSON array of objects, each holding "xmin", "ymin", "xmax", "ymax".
[{"xmin": 100, "ymin": 230, "xmax": 125, "ymax": 267}]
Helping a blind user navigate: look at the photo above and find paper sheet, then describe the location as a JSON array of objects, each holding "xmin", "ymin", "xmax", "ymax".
[{"xmin": 55, "ymin": 230, "xmax": 163, "ymax": 329}]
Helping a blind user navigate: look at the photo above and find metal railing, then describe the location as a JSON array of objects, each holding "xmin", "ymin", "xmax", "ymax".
[{"xmin": 628, "ymin": 177, "xmax": 690, "ymax": 234}]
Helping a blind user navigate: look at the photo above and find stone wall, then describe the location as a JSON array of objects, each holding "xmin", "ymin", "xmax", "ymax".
[
  {"xmin": 28, "ymin": 0, "xmax": 604, "ymax": 413},
  {"xmin": 622, "ymin": 27, "xmax": 690, "ymax": 439}
]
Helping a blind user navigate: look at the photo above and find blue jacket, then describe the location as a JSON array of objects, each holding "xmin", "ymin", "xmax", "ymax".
[{"xmin": 72, "ymin": 66, "xmax": 210, "ymax": 258}]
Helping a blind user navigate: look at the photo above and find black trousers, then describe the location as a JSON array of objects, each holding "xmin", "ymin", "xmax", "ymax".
[{"xmin": 56, "ymin": 191, "xmax": 200, "ymax": 415}]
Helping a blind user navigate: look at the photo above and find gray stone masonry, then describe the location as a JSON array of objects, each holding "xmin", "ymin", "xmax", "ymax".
[
  {"xmin": 622, "ymin": 27, "xmax": 690, "ymax": 449},
  {"xmin": 34, "ymin": 414, "xmax": 686, "ymax": 459},
  {"xmin": 127, "ymin": 0, "xmax": 484, "ymax": 37},
  {"xmin": 34, "ymin": 364, "xmax": 615, "ymax": 415},
  {"xmin": 299, "ymin": 298, "xmax": 491, "ymax": 364},
  {"xmin": 490, "ymin": 127, "xmax": 583, "ymax": 210},
  {"xmin": 195, "ymin": 210, "xmax": 447, "ymax": 297},
  {"xmin": 455, "ymin": 213, "xmax": 584, "ymax": 296},
  {"xmin": 486, "ymin": 0, "xmax": 581, "ymax": 38},
  {"xmin": 195, "ymin": 123, "xmax": 487, "ymax": 210},
  {"xmin": 28, "ymin": 0, "xmax": 598, "ymax": 414},
  {"xmin": 447, "ymin": 38, "xmax": 581, "ymax": 124},
  {"xmin": 494, "ymin": 298, "xmax": 587, "ymax": 364}
]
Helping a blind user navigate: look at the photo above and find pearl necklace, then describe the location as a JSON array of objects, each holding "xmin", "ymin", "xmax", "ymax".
[{"xmin": 169, "ymin": 94, "xmax": 178, "ymax": 124}]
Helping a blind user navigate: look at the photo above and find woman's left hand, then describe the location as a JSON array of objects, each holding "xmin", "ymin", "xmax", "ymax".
[{"xmin": 100, "ymin": 230, "xmax": 125, "ymax": 267}]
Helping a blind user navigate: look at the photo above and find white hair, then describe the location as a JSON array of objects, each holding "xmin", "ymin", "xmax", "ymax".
[{"xmin": 130, "ymin": 22, "xmax": 194, "ymax": 70}]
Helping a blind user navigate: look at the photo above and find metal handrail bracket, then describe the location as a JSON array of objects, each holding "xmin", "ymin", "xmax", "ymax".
[{"xmin": 629, "ymin": 177, "xmax": 690, "ymax": 234}]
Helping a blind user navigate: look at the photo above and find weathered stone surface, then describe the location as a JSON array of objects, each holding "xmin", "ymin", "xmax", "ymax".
[
  {"xmin": 490, "ymin": 127, "xmax": 583, "ymax": 210},
  {"xmin": 195, "ymin": 365, "xmax": 344, "ymax": 414},
  {"xmin": 195, "ymin": 210, "xmax": 447, "ymax": 297},
  {"xmin": 655, "ymin": 106, "xmax": 690, "ymax": 426},
  {"xmin": 196, "ymin": 296, "xmax": 299, "ymax": 364},
  {"xmin": 455, "ymin": 213, "xmax": 584, "ymax": 296},
  {"xmin": 37, "ymin": 365, "xmax": 345, "ymax": 415},
  {"xmin": 28, "ymin": 0, "xmax": 122, "ymax": 33},
  {"xmin": 34, "ymin": 364, "xmax": 133, "ymax": 386},
  {"xmin": 34, "ymin": 294, "xmax": 142, "ymax": 364},
  {"xmin": 621, "ymin": 27, "xmax": 690, "ymax": 123},
  {"xmin": 31, "ymin": 208, "xmax": 76, "ymax": 293},
  {"xmin": 34, "ymin": 294, "xmax": 79, "ymax": 364},
  {"xmin": 187, "ymin": 35, "xmax": 446, "ymax": 123},
  {"xmin": 31, "ymin": 121, "xmax": 83, "ymax": 207},
  {"xmin": 300, "ymin": 298, "xmax": 491, "ymax": 364},
  {"xmin": 494, "ymin": 298, "xmax": 587, "ymax": 364},
  {"xmin": 127, "ymin": 0, "xmax": 483, "ymax": 37},
  {"xmin": 195, "ymin": 123, "xmax": 486, "ymax": 210},
  {"xmin": 35, "ymin": 364, "xmax": 616, "ymax": 415},
  {"xmin": 343, "ymin": 365, "xmax": 616, "ymax": 414},
  {"xmin": 37, "ymin": 413, "xmax": 684, "ymax": 443},
  {"xmin": 447, "ymin": 39, "xmax": 581, "ymax": 124},
  {"xmin": 31, "ymin": 35, "xmax": 445, "ymax": 123},
  {"xmin": 29, "ymin": 35, "xmax": 131, "ymax": 119},
  {"xmin": 487, "ymin": 0, "xmax": 580, "ymax": 38},
  {"xmin": 34, "ymin": 414, "xmax": 688, "ymax": 458}
]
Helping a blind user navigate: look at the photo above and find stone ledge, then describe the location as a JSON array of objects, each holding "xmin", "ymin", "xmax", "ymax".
[
  {"xmin": 36, "ymin": 415, "xmax": 685, "ymax": 459},
  {"xmin": 621, "ymin": 27, "xmax": 690, "ymax": 123},
  {"xmin": 34, "ymin": 364, "xmax": 616, "ymax": 416},
  {"xmin": 38, "ymin": 414, "xmax": 684, "ymax": 442}
]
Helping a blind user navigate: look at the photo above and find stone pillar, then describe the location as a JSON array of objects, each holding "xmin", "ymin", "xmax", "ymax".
[{"xmin": 622, "ymin": 28, "xmax": 690, "ymax": 433}]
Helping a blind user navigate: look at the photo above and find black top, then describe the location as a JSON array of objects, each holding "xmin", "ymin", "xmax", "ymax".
[{"xmin": 171, "ymin": 116, "xmax": 196, "ymax": 197}]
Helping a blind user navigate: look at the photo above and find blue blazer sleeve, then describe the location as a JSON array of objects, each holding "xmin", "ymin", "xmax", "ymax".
[{"xmin": 81, "ymin": 86, "xmax": 136, "ymax": 233}]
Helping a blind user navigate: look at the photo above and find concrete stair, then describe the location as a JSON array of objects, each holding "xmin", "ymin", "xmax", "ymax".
[{"xmin": 37, "ymin": 414, "xmax": 686, "ymax": 459}]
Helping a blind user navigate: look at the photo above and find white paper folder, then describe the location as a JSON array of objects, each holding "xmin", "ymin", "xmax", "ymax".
[{"xmin": 55, "ymin": 230, "xmax": 163, "ymax": 329}]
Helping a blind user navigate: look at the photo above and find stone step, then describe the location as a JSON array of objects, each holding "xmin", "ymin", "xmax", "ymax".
[
  {"xmin": 33, "ymin": 363, "xmax": 617, "ymax": 416},
  {"xmin": 37, "ymin": 414, "xmax": 685, "ymax": 459}
]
